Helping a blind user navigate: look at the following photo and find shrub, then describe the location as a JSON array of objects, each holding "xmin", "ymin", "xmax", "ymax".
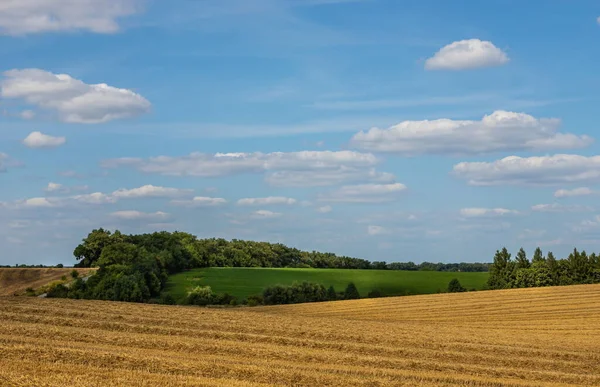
[
  {"xmin": 447, "ymin": 278, "xmax": 466, "ymax": 293},
  {"xmin": 25, "ymin": 287, "xmax": 35, "ymax": 296},
  {"xmin": 326, "ymin": 285, "xmax": 337, "ymax": 301},
  {"xmin": 367, "ymin": 289, "xmax": 384, "ymax": 298},
  {"xmin": 186, "ymin": 286, "xmax": 215, "ymax": 306},
  {"xmin": 229, "ymin": 298, "xmax": 238, "ymax": 306},
  {"xmin": 70, "ymin": 270, "xmax": 79, "ymax": 279},
  {"xmin": 159, "ymin": 293, "xmax": 176, "ymax": 305},
  {"xmin": 46, "ymin": 283, "xmax": 69, "ymax": 298},
  {"xmin": 247, "ymin": 295, "xmax": 263, "ymax": 307},
  {"xmin": 61, "ymin": 275, "xmax": 67, "ymax": 281},
  {"xmin": 263, "ymin": 282, "xmax": 328, "ymax": 305},
  {"xmin": 344, "ymin": 283, "xmax": 360, "ymax": 300},
  {"xmin": 55, "ymin": 263, "xmax": 64, "ymax": 268}
]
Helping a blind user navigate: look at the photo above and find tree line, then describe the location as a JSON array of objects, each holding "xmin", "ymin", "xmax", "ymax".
[
  {"xmin": 487, "ymin": 247, "xmax": 600, "ymax": 289},
  {"xmin": 39, "ymin": 228, "xmax": 490, "ymax": 304}
]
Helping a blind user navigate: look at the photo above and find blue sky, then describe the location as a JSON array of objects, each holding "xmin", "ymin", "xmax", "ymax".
[{"xmin": 1, "ymin": 0, "xmax": 600, "ymax": 265}]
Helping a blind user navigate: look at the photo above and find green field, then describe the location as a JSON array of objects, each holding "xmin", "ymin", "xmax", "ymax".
[{"xmin": 165, "ymin": 267, "xmax": 489, "ymax": 302}]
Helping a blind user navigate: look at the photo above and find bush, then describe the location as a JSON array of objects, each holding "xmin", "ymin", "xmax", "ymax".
[
  {"xmin": 71, "ymin": 270, "xmax": 79, "ymax": 279},
  {"xmin": 46, "ymin": 283, "xmax": 69, "ymax": 298},
  {"xmin": 229, "ymin": 298, "xmax": 238, "ymax": 306},
  {"xmin": 186, "ymin": 286, "xmax": 215, "ymax": 306},
  {"xmin": 263, "ymin": 282, "xmax": 328, "ymax": 305},
  {"xmin": 61, "ymin": 275, "xmax": 67, "ymax": 281},
  {"xmin": 326, "ymin": 285, "xmax": 337, "ymax": 301},
  {"xmin": 367, "ymin": 289, "xmax": 384, "ymax": 298},
  {"xmin": 25, "ymin": 287, "xmax": 35, "ymax": 296},
  {"xmin": 55, "ymin": 263, "xmax": 64, "ymax": 268},
  {"xmin": 247, "ymin": 295, "xmax": 263, "ymax": 307},
  {"xmin": 159, "ymin": 293, "xmax": 176, "ymax": 305},
  {"xmin": 344, "ymin": 283, "xmax": 360, "ymax": 300},
  {"xmin": 447, "ymin": 278, "xmax": 466, "ymax": 293}
]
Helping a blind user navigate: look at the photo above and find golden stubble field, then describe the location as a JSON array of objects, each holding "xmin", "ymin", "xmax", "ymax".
[
  {"xmin": 0, "ymin": 268, "xmax": 96, "ymax": 296},
  {"xmin": 1, "ymin": 284, "xmax": 600, "ymax": 386}
]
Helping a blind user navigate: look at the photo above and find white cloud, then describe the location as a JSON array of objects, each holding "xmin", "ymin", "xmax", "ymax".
[
  {"xmin": 459, "ymin": 208, "xmax": 519, "ymax": 217},
  {"xmin": 252, "ymin": 210, "xmax": 282, "ymax": 219},
  {"xmin": 22, "ymin": 131, "xmax": 66, "ymax": 148},
  {"xmin": 237, "ymin": 197, "xmax": 297, "ymax": 206},
  {"xmin": 350, "ymin": 111, "xmax": 591, "ymax": 155},
  {"xmin": 554, "ymin": 187, "xmax": 594, "ymax": 198},
  {"xmin": 170, "ymin": 196, "xmax": 227, "ymax": 207},
  {"xmin": 453, "ymin": 154, "xmax": 600, "ymax": 186},
  {"xmin": 318, "ymin": 183, "xmax": 407, "ymax": 203},
  {"xmin": 103, "ymin": 150, "xmax": 391, "ymax": 187},
  {"xmin": 1, "ymin": 69, "xmax": 151, "ymax": 124},
  {"xmin": 316, "ymin": 205, "xmax": 332, "ymax": 213},
  {"xmin": 45, "ymin": 182, "xmax": 63, "ymax": 193},
  {"xmin": 112, "ymin": 185, "xmax": 192, "ymax": 199},
  {"xmin": 597, "ymin": 16, "xmax": 600, "ymax": 25},
  {"xmin": 425, "ymin": 39, "xmax": 509, "ymax": 70},
  {"xmin": 266, "ymin": 167, "xmax": 395, "ymax": 187},
  {"xmin": 531, "ymin": 203, "xmax": 592, "ymax": 213},
  {"xmin": 5, "ymin": 197, "xmax": 63, "ymax": 209},
  {"xmin": 20, "ymin": 110, "xmax": 35, "ymax": 119},
  {"xmin": 0, "ymin": 0, "xmax": 141, "ymax": 35},
  {"xmin": 72, "ymin": 192, "xmax": 116, "ymax": 205},
  {"xmin": 367, "ymin": 225, "xmax": 389, "ymax": 235},
  {"xmin": 111, "ymin": 211, "xmax": 170, "ymax": 221}
]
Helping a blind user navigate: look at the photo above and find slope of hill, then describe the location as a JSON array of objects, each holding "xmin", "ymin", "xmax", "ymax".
[
  {"xmin": 0, "ymin": 268, "xmax": 94, "ymax": 296},
  {"xmin": 166, "ymin": 267, "xmax": 489, "ymax": 301},
  {"xmin": 1, "ymin": 284, "xmax": 599, "ymax": 386}
]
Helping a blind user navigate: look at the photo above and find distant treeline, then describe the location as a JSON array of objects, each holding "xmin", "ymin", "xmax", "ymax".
[
  {"xmin": 45, "ymin": 228, "xmax": 488, "ymax": 304},
  {"xmin": 488, "ymin": 247, "xmax": 600, "ymax": 290}
]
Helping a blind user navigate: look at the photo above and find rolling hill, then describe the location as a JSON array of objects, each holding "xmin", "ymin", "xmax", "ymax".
[{"xmin": 1, "ymin": 284, "xmax": 599, "ymax": 385}]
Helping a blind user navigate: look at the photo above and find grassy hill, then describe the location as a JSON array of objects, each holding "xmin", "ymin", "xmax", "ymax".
[
  {"xmin": 0, "ymin": 268, "xmax": 95, "ymax": 296},
  {"xmin": 1, "ymin": 284, "xmax": 599, "ymax": 385},
  {"xmin": 165, "ymin": 267, "xmax": 489, "ymax": 302}
]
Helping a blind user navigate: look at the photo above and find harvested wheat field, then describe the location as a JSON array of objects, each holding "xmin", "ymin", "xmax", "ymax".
[
  {"xmin": 1, "ymin": 285, "xmax": 600, "ymax": 386},
  {"xmin": 0, "ymin": 268, "xmax": 95, "ymax": 296}
]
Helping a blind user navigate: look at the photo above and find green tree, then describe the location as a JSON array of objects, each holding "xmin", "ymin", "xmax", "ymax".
[
  {"xmin": 515, "ymin": 247, "xmax": 530, "ymax": 269},
  {"xmin": 532, "ymin": 247, "xmax": 545, "ymax": 264},
  {"xmin": 344, "ymin": 283, "xmax": 360, "ymax": 300},
  {"xmin": 326, "ymin": 285, "xmax": 337, "ymax": 301},
  {"xmin": 487, "ymin": 247, "xmax": 514, "ymax": 289},
  {"xmin": 546, "ymin": 251, "xmax": 558, "ymax": 285},
  {"xmin": 70, "ymin": 270, "xmax": 79, "ymax": 279},
  {"xmin": 447, "ymin": 278, "xmax": 466, "ymax": 292}
]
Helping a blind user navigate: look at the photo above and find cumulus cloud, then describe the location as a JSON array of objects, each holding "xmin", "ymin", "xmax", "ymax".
[
  {"xmin": 316, "ymin": 205, "xmax": 332, "ymax": 213},
  {"xmin": 45, "ymin": 182, "xmax": 63, "ymax": 193},
  {"xmin": 1, "ymin": 69, "xmax": 151, "ymax": 124},
  {"xmin": 72, "ymin": 192, "xmax": 117, "ymax": 205},
  {"xmin": 237, "ymin": 197, "xmax": 296, "ymax": 206},
  {"xmin": 0, "ymin": 0, "xmax": 141, "ymax": 35},
  {"xmin": 367, "ymin": 225, "xmax": 389, "ymax": 235},
  {"xmin": 453, "ymin": 154, "xmax": 600, "ymax": 186},
  {"xmin": 266, "ymin": 167, "xmax": 395, "ymax": 187},
  {"xmin": 459, "ymin": 208, "xmax": 519, "ymax": 217},
  {"xmin": 170, "ymin": 196, "xmax": 227, "ymax": 207},
  {"xmin": 531, "ymin": 203, "xmax": 592, "ymax": 213},
  {"xmin": 111, "ymin": 211, "xmax": 170, "ymax": 221},
  {"xmin": 318, "ymin": 183, "xmax": 407, "ymax": 203},
  {"xmin": 251, "ymin": 210, "xmax": 282, "ymax": 219},
  {"xmin": 350, "ymin": 111, "xmax": 592, "ymax": 156},
  {"xmin": 112, "ymin": 185, "xmax": 192, "ymax": 199},
  {"xmin": 554, "ymin": 187, "xmax": 594, "ymax": 198},
  {"xmin": 103, "ymin": 150, "xmax": 391, "ymax": 187},
  {"xmin": 425, "ymin": 39, "xmax": 509, "ymax": 70},
  {"xmin": 22, "ymin": 131, "xmax": 66, "ymax": 148}
]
